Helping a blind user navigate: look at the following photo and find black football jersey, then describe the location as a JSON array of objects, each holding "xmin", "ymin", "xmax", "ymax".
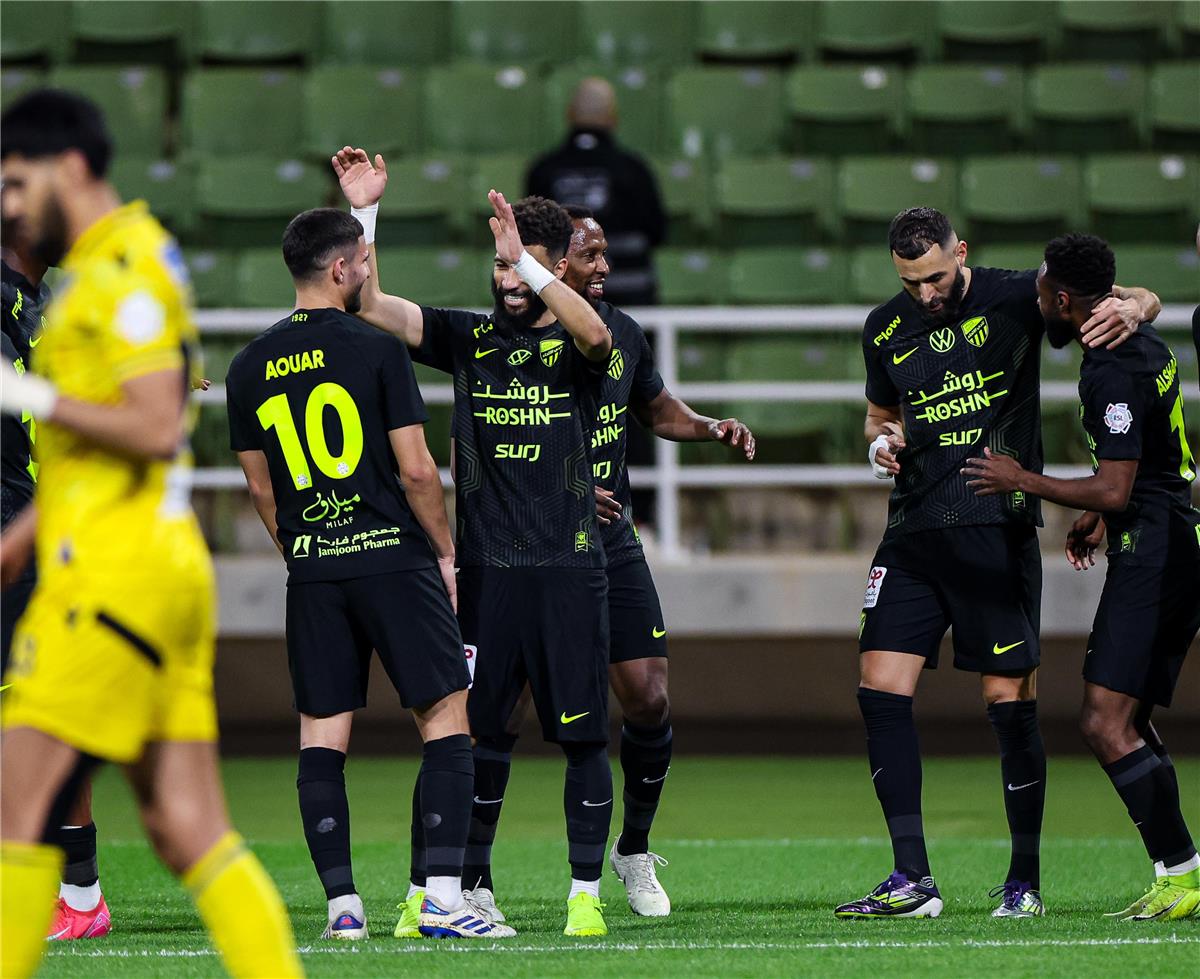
[
  {"xmin": 1079, "ymin": 326, "xmax": 1200, "ymax": 564},
  {"xmin": 863, "ymin": 266, "xmax": 1046, "ymax": 539},
  {"xmin": 415, "ymin": 307, "xmax": 606, "ymax": 569},
  {"xmin": 226, "ymin": 307, "xmax": 436, "ymax": 582},
  {"xmin": 1, "ymin": 260, "xmax": 49, "ymax": 527}
]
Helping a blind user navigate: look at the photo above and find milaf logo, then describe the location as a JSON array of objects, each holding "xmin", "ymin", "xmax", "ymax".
[
  {"xmin": 508, "ymin": 349, "xmax": 532, "ymax": 366},
  {"xmin": 960, "ymin": 316, "xmax": 989, "ymax": 347},
  {"xmin": 540, "ymin": 338, "xmax": 564, "ymax": 367},
  {"xmin": 930, "ymin": 327, "xmax": 956, "ymax": 353},
  {"xmin": 607, "ymin": 348, "xmax": 625, "ymax": 380}
]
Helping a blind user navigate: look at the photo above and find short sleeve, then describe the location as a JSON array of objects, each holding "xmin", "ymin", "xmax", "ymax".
[
  {"xmin": 379, "ymin": 336, "xmax": 429, "ymax": 430},
  {"xmin": 631, "ymin": 323, "xmax": 665, "ymax": 405},
  {"xmin": 225, "ymin": 358, "xmax": 261, "ymax": 452},
  {"xmin": 1083, "ymin": 366, "xmax": 1145, "ymax": 462},
  {"xmin": 863, "ymin": 315, "xmax": 899, "ymax": 406},
  {"xmin": 103, "ymin": 277, "xmax": 187, "ymax": 383},
  {"xmin": 414, "ymin": 306, "xmax": 466, "ymax": 374}
]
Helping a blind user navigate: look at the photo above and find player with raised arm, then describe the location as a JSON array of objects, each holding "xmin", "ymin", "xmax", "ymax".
[
  {"xmin": 0, "ymin": 90, "xmax": 302, "ymax": 978},
  {"xmin": 838, "ymin": 207, "xmax": 1160, "ymax": 921},
  {"xmin": 963, "ymin": 234, "xmax": 1199, "ymax": 921},
  {"xmin": 333, "ymin": 148, "xmax": 616, "ymax": 938},
  {"xmin": 225, "ymin": 208, "xmax": 512, "ymax": 940}
]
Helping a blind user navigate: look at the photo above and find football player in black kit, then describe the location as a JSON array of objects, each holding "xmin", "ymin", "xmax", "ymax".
[
  {"xmin": 836, "ymin": 208, "xmax": 1161, "ymax": 920},
  {"xmin": 964, "ymin": 234, "xmax": 1199, "ymax": 922},
  {"xmin": 332, "ymin": 147, "xmax": 617, "ymax": 938}
]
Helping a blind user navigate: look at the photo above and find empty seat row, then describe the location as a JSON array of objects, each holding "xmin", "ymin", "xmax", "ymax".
[
  {"xmin": 4, "ymin": 61, "xmax": 1196, "ymax": 160},
  {"xmin": 5, "ymin": 1, "xmax": 1199, "ymax": 67}
]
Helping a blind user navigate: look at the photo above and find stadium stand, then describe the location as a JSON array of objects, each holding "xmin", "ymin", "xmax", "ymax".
[
  {"xmin": 1028, "ymin": 63, "xmax": 1148, "ymax": 152},
  {"xmin": 320, "ymin": 0, "xmax": 450, "ymax": 66},
  {"xmin": 666, "ymin": 66, "xmax": 786, "ymax": 159},
  {"xmin": 785, "ymin": 63, "xmax": 904, "ymax": 155},
  {"xmin": 932, "ymin": 1, "xmax": 1053, "ymax": 63},
  {"xmin": 576, "ymin": 0, "xmax": 697, "ymax": 65},
  {"xmin": 906, "ymin": 64, "xmax": 1024, "ymax": 155},
  {"xmin": 47, "ymin": 64, "xmax": 169, "ymax": 154},
  {"xmin": 182, "ymin": 68, "xmax": 305, "ymax": 155},
  {"xmin": 195, "ymin": 0, "xmax": 320, "ymax": 63},
  {"xmin": 837, "ymin": 156, "xmax": 958, "ymax": 244},
  {"xmin": 69, "ymin": 0, "xmax": 195, "ymax": 66},
  {"xmin": 714, "ymin": 157, "xmax": 837, "ymax": 245},
  {"xmin": 695, "ymin": 0, "xmax": 811, "ymax": 62},
  {"xmin": 425, "ymin": 62, "xmax": 544, "ymax": 153},
  {"xmin": 302, "ymin": 65, "xmax": 423, "ymax": 158}
]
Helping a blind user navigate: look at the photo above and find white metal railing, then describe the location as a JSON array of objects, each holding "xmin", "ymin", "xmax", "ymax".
[{"xmin": 196, "ymin": 304, "xmax": 1199, "ymax": 558}]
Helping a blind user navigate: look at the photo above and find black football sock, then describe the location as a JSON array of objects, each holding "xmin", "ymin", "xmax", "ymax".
[
  {"xmin": 462, "ymin": 737, "xmax": 515, "ymax": 891},
  {"xmin": 419, "ymin": 734, "xmax": 474, "ymax": 884},
  {"xmin": 297, "ymin": 747, "xmax": 355, "ymax": 900},
  {"xmin": 563, "ymin": 741, "xmax": 613, "ymax": 881},
  {"xmin": 617, "ymin": 718, "xmax": 673, "ymax": 856},
  {"xmin": 987, "ymin": 699, "xmax": 1046, "ymax": 889},
  {"xmin": 58, "ymin": 823, "xmax": 99, "ymax": 888},
  {"xmin": 1103, "ymin": 745, "xmax": 1195, "ymax": 865},
  {"xmin": 408, "ymin": 771, "xmax": 426, "ymax": 888},
  {"xmin": 858, "ymin": 687, "xmax": 930, "ymax": 880}
]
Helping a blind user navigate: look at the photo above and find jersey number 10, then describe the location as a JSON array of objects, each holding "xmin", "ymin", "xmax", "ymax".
[{"xmin": 257, "ymin": 383, "xmax": 364, "ymax": 490}]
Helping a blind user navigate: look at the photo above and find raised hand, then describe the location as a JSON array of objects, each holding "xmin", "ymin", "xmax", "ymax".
[
  {"xmin": 332, "ymin": 146, "xmax": 388, "ymax": 208},
  {"xmin": 488, "ymin": 189, "xmax": 525, "ymax": 266}
]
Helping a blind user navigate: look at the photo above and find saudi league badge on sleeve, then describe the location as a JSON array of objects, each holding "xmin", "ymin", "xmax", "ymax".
[{"xmin": 1104, "ymin": 402, "xmax": 1132, "ymax": 434}]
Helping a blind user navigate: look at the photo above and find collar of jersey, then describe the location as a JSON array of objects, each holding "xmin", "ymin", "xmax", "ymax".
[{"xmin": 63, "ymin": 200, "xmax": 150, "ymax": 270}]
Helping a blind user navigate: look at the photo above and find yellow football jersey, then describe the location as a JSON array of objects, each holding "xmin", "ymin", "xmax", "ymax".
[{"xmin": 31, "ymin": 200, "xmax": 208, "ymax": 583}]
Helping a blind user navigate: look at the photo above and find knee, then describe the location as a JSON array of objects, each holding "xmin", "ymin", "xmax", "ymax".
[
  {"xmin": 141, "ymin": 798, "xmax": 224, "ymax": 876},
  {"xmin": 621, "ymin": 686, "xmax": 670, "ymax": 730},
  {"xmin": 1079, "ymin": 707, "xmax": 1121, "ymax": 758}
]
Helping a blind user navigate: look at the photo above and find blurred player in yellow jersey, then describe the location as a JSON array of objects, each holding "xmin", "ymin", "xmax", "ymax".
[{"xmin": 0, "ymin": 90, "xmax": 303, "ymax": 978}]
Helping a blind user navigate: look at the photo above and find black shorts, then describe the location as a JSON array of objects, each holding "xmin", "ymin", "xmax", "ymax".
[
  {"xmin": 285, "ymin": 567, "xmax": 468, "ymax": 716},
  {"xmin": 1, "ymin": 574, "xmax": 36, "ymax": 676},
  {"xmin": 458, "ymin": 566, "xmax": 609, "ymax": 744},
  {"xmin": 858, "ymin": 524, "xmax": 1042, "ymax": 673},
  {"xmin": 1084, "ymin": 556, "xmax": 1200, "ymax": 708},
  {"xmin": 608, "ymin": 558, "xmax": 668, "ymax": 664}
]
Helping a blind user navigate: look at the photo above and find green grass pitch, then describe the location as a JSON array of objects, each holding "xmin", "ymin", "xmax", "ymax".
[{"xmin": 41, "ymin": 755, "xmax": 1198, "ymax": 978}]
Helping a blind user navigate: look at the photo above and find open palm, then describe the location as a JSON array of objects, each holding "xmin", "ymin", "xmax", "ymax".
[{"xmin": 332, "ymin": 146, "xmax": 387, "ymax": 208}]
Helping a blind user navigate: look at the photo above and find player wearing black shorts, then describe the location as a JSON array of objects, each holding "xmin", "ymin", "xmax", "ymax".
[
  {"xmin": 836, "ymin": 208, "xmax": 1161, "ymax": 921},
  {"xmin": 226, "ymin": 208, "xmax": 511, "ymax": 940},
  {"xmin": 333, "ymin": 148, "xmax": 617, "ymax": 937},
  {"xmin": 964, "ymin": 234, "xmax": 1199, "ymax": 921}
]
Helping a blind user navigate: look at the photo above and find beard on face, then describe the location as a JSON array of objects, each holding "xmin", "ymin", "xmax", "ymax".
[
  {"xmin": 31, "ymin": 193, "xmax": 68, "ymax": 268},
  {"xmin": 345, "ymin": 282, "xmax": 364, "ymax": 315},
  {"xmin": 491, "ymin": 276, "xmax": 547, "ymax": 334},
  {"xmin": 1043, "ymin": 312, "xmax": 1076, "ymax": 349},
  {"xmin": 916, "ymin": 265, "xmax": 966, "ymax": 328}
]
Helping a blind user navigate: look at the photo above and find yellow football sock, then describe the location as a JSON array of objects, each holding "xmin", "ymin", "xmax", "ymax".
[
  {"xmin": 183, "ymin": 831, "xmax": 303, "ymax": 978},
  {"xmin": 1, "ymin": 841, "xmax": 63, "ymax": 978}
]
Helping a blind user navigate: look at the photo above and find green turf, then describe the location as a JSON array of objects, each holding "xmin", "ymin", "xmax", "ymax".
[{"xmin": 40, "ymin": 756, "xmax": 1198, "ymax": 978}]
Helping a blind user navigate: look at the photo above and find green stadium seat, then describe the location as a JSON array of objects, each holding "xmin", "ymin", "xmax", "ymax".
[
  {"xmin": 576, "ymin": 0, "xmax": 696, "ymax": 65},
  {"xmin": 785, "ymin": 64, "xmax": 904, "ymax": 156},
  {"xmin": 196, "ymin": 0, "xmax": 319, "ymax": 62},
  {"xmin": 656, "ymin": 249, "xmax": 724, "ymax": 305},
  {"xmin": 960, "ymin": 155, "xmax": 1083, "ymax": 242},
  {"xmin": 1111, "ymin": 245, "xmax": 1200, "ymax": 303},
  {"xmin": 1055, "ymin": 1, "xmax": 1173, "ymax": 61},
  {"xmin": 1, "ymin": 1, "xmax": 70, "ymax": 63},
  {"xmin": 320, "ymin": 1, "xmax": 449, "ymax": 66},
  {"xmin": 183, "ymin": 248, "xmax": 238, "ymax": 308},
  {"xmin": 714, "ymin": 157, "xmax": 836, "ymax": 245},
  {"xmin": 376, "ymin": 247, "xmax": 488, "ymax": 309},
  {"xmin": 849, "ymin": 245, "xmax": 902, "ymax": 303},
  {"xmin": 303, "ymin": 66, "xmax": 423, "ymax": 158},
  {"xmin": 425, "ymin": 64, "xmax": 544, "ymax": 155},
  {"xmin": 666, "ymin": 67, "xmax": 786, "ymax": 160},
  {"xmin": 69, "ymin": 1, "xmax": 195, "ymax": 64},
  {"xmin": 1085, "ymin": 154, "xmax": 1198, "ymax": 243},
  {"xmin": 544, "ymin": 64, "xmax": 665, "ymax": 157},
  {"xmin": 449, "ymin": 1, "xmax": 576, "ymax": 66},
  {"xmin": 907, "ymin": 65, "xmax": 1024, "ymax": 156},
  {"xmin": 650, "ymin": 157, "xmax": 714, "ymax": 244},
  {"xmin": 838, "ymin": 157, "xmax": 959, "ymax": 245},
  {"xmin": 1028, "ymin": 64, "xmax": 1147, "ymax": 152},
  {"xmin": 815, "ymin": 1, "xmax": 933, "ymax": 62},
  {"xmin": 182, "ymin": 69, "xmax": 304, "ymax": 156},
  {"xmin": 726, "ymin": 247, "xmax": 847, "ymax": 304},
  {"xmin": 970, "ymin": 242, "xmax": 1044, "ymax": 272},
  {"xmin": 696, "ymin": 1, "xmax": 810, "ymax": 62},
  {"xmin": 934, "ymin": 1, "xmax": 1053, "ymax": 63},
  {"xmin": 1149, "ymin": 62, "xmax": 1200, "ymax": 152},
  {"xmin": 47, "ymin": 66, "xmax": 168, "ymax": 155},
  {"xmin": 234, "ymin": 248, "xmax": 297, "ymax": 308},
  {"xmin": 109, "ymin": 156, "xmax": 195, "ymax": 236},
  {"xmin": 677, "ymin": 332, "xmax": 728, "ymax": 381},
  {"xmin": 1, "ymin": 67, "xmax": 45, "ymax": 111},
  {"xmin": 466, "ymin": 154, "xmax": 526, "ymax": 244},
  {"xmin": 194, "ymin": 156, "xmax": 328, "ymax": 248},
  {"xmin": 1183, "ymin": 1, "xmax": 1200, "ymax": 56},
  {"xmin": 371, "ymin": 156, "xmax": 464, "ymax": 247}
]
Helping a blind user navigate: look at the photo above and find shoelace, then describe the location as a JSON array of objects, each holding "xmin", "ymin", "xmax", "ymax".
[
  {"xmin": 623, "ymin": 851, "xmax": 669, "ymax": 894},
  {"xmin": 875, "ymin": 871, "xmax": 910, "ymax": 900},
  {"xmin": 988, "ymin": 881, "xmax": 1031, "ymax": 908}
]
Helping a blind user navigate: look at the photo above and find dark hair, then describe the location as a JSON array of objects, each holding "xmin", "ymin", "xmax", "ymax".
[
  {"xmin": 0, "ymin": 89, "xmax": 112, "ymax": 178},
  {"xmin": 513, "ymin": 196, "xmax": 573, "ymax": 261},
  {"xmin": 888, "ymin": 207, "xmax": 956, "ymax": 260},
  {"xmin": 563, "ymin": 204, "xmax": 594, "ymax": 222},
  {"xmin": 1043, "ymin": 233, "xmax": 1115, "ymax": 300},
  {"xmin": 282, "ymin": 208, "xmax": 363, "ymax": 282}
]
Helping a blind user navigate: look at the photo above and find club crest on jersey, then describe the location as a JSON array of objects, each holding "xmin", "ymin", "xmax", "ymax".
[
  {"xmin": 508, "ymin": 348, "xmax": 532, "ymax": 366},
  {"xmin": 1104, "ymin": 402, "xmax": 1132, "ymax": 434},
  {"xmin": 960, "ymin": 315, "xmax": 989, "ymax": 347},
  {"xmin": 607, "ymin": 348, "xmax": 625, "ymax": 380},
  {"xmin": 930, "ymin": 328, "xmax": 956, "ymax": 353},
  {"xmin": 540, "ymin": 338, "xmax": 564, "ymax": 367}
]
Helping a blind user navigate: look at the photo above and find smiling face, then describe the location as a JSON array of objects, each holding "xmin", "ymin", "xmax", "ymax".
[
  {"xmin": 893, "ymin": 238, "xmax": 968, "ymax": 328},
  {"xmin": 491, "ymin": 243, "xmax": 557, "ymax": 331},
  {"xmin": 563, "ymin": 217, "xmax": 609, "ymax": 306}
]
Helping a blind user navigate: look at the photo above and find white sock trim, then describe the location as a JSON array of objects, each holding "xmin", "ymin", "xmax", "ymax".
[
  {"xmin": 568, "ymin": 878, "xmax": 600, "ymax": 900},
  {"xmin": 1164, "ymin": 853, "xmax": 1200, "ymax": 877},
  {"xmin": 406, "ymin": 881, "xmax": 424, "ymax": 900},
  {"xmin": 327, "ymin": 892, "xmax": 364, "ymax": 922},
  {"xmin": 59, "ymin": 881, "xmax": 101, "ymax": 913},
  {"xmin": 1154, "ymin": 860, "xmax": 1167, "ymax": 879},
  {"xmin": 425, "ymin": 876, "xmax": 464, "ymax": 910}
]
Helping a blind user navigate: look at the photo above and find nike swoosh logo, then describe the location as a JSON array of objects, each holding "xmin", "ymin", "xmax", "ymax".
[
  {"xmin": 28, "ymin": 334, "xmax": 42, "ymax": 348},
  {"xmin": 892, "ymin": 347, "xmax": 918, "ymax": 364},
  {"xmin": 651, "ymin": 627, "xmax": 666, "ymax": 638},
  {"xmin": 993, "ymin": 640, "xmax": 1025, "ymax": 655},
  {"xmin": 871, "ymin": 768, "xmax": 883, "ymax": 781},
  {"xmin": 642, "ymin": 771, "xmax": 669, "ymax": 784},
  {"xmin": 48, "ymin": 926, "xmax": 69, "ymax": 940},
  {"xmin": 474, "ymin": 348, "xmax": 498, "ymax": 359},
  {"xmin": 0, "ymin": 684, "xmax": 11, "ymax": 692},
  {"xmin": 473, "ymin": 796, "xmax": 504, "ymax": 805},
  {"xmin": 581, "ymin": 798, "xmax": 612, "ymax": 807},
  {"xmin": 1007, "ymin": 780, "xmax": 1040, "ymax": 791},
  {"xmin": 560, "ymin": 711, "xmax": 590, "ymax": 724}
]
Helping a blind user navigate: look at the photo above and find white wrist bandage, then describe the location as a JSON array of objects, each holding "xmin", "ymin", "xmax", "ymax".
[
  {"xmin": 513, "ymin": 250, "xmax": 556, "ymax": 295},
  {"xmin": 350, "ymin": 203, "xmax": 378, "ymax": 245},
  {"xmin": 1, "ymin": 362, "xmax": 57, "ymax": 419},
  {"xmin": 868, "ymin": 434, "xmax": 893, "ymax": 479}
]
